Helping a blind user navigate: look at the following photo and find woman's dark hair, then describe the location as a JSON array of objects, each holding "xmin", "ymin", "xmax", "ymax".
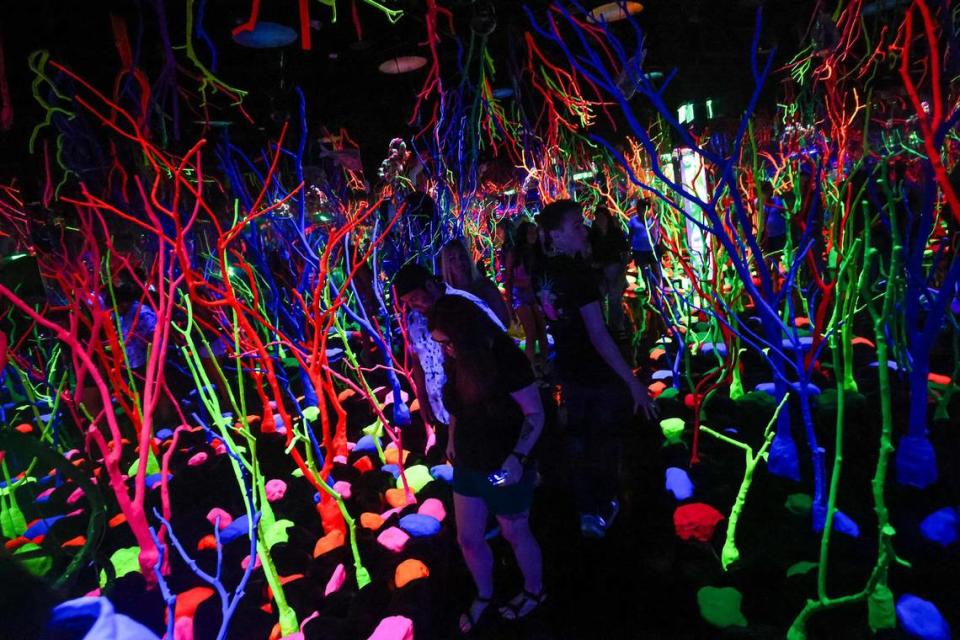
[
  {"xmin": 427, "ymin": 295, "xmax": 504, "ymax": 404},
  {"xmin": 509, "ymin": 220, "xmax": 543, "ymax": 273}
]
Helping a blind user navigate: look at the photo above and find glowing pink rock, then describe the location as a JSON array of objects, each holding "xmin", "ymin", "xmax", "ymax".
[
  {"xmin": 241, "ymin": 554, "xmax": 262, "ymax": 571},
  {"xmin": 66, "ymin": 487, "xmax": 85, "ymax": 505},
  {"xmin": 324, "ymin": 563, "xmax": 346, "ymax": 596},
  {"xmin": 380, "ymin": 507, "xmax": 403, "ymax": 521},
  {"xmin": 332, "ymin": 481, "xmax": 352, "ymax": 499},
  {"xmin": 174, "ymin": 616, "xmax": 193, "ymax": 640},
  {"xmin": 206, "ymin": 508, "xmax": 233, "ymax": 530},
  {"xmin": 418, "ymin": 498, "xmax": 446, "ymax": 522},
  {"xmin": 366, "ymin": 616, "xmax": 414, "ymax": 640},
  {"xmin": 674, "ymin": 503, "xmax": 726, "ymax": 542},
  {"xmin": 376, "ymin": 527, "xmax": 410, "ymax": 553},
  {"xmin": 265, "ymin": 479, "xmax": 287, "ymax": 502},
  {"xmin": 333, "ymin": 455, "xmax": 348, "ymax": 464},
  {"xmin": 187, "ymin": 452, "xmax": 208, "ymax": 467}
]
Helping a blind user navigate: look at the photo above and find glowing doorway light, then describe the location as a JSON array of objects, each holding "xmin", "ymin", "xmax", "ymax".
[
  {"xmin": 675, "ymin": 148, "xmax": 711, "ymax": 272},
  {"xmin": 705, "ymin": 99, "xmax": 715, "ymax": 119},
  {"xmin": 678, "ymin": 102, "xmax": 695, "ymax": 125}
]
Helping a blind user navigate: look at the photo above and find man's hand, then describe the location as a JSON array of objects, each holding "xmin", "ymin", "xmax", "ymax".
[
  {"xmin": 445, "ymin": 439, "xmax": 456, "ymax": 464},
  {"xmin": 628, "ymin": 378, "xmax": 658, "ymax": 421},
  {"xmin": 499, "ymin": 454, "xmax": 524, "ymax": 487}
]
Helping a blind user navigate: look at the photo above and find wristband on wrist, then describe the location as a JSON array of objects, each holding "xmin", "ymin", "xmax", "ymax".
[{"xmin": 510, "ymin": 450, "xmax": 527, "ymax": 465}]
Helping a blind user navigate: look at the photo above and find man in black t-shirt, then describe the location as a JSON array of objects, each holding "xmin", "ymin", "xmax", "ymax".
[{"xmin": 538, "ymin": 199, "xmax": 658, "ymax": 538}]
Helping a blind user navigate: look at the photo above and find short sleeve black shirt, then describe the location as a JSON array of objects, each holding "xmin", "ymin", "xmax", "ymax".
[
  {"xmin": 445, "ymin": 333, "xmax": 535, "ymax": 472},
  {"xmin": 540, "ymin": 255, "xmax": 619, "ymax": 384}
]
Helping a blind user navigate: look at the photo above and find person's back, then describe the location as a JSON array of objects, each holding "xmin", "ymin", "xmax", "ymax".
[{"xmin": 539, "ymin": 253, "xmax": 618, "ymax": 384}]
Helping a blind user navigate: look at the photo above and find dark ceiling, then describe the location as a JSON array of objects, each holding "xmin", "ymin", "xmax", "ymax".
[{"xmin": 0, "ymin": 0, "xmax": 819, "ymax": 179}]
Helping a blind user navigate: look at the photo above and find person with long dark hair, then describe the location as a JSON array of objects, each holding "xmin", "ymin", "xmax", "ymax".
[
  {"xmin": 504, "ymin": 220, "xmax": 548, "ymax": 369},
  {"xmin": 428, "ymin": 295, "xmax": 546, "ymax": 633},
  {"xmin": 588, "ymin": 206, "xmax": 630, "ymax": 335}
]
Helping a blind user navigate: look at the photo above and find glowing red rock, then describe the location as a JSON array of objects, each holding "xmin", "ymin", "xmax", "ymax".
[
  {"xmin": 674, "ymin": 503, "xmax": 726, "ymax": 542},
  {"xmin": 174, "ymin": 586, "xmax": 214, "ymax": 619}
]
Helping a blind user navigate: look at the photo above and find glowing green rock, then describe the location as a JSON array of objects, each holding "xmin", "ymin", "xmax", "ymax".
[
  {"xmin": 868, "ymin": 584, "xmax": 896, "ymax": 631},
  {"xmin": 659, "ymin": 417, "xmax": 685, "ymax": 445},
  {"xmin": 265, "ymin": 519, "xmax": 294, "ymax": 548},
  {"xmin": 786, "ymin": 561, "xmax": 817, "ymax": 578},
  {"xmin": 697, "ymin": 586, "xmax": 747, "ymax": 628},
  {"xmin": 14, "ymin": 542, "xmax": 52, "ymax": 577},
  {"xmin": 396, "ymin": 465, "xmax": 433, "ymax": 494},
  {"xmin": 302, "ymin": 406, "xmax": 320, "ymax": 422},
  {"xmin": 99, "ymin": 546, "xmax": 141, "ymax": 587},
  {"xmin": 785, "ymin": 493, "xmax": 813, "ymax": 516}
]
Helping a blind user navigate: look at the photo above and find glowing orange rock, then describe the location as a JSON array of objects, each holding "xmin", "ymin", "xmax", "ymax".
[
  {"xmin": 360, "ymin": 512, "xmax": 385, "ymax": 531},
  {"xmin": 385, "ymin": 488, "xmax": 412, "ymax": 509},
  {"xmin": 313, "ymin": 529, "xmax": 345, "ymax": 557},
  {"xmin": 394, "ymin": 558, "xmax": 429, "ymax": 588},
  {"xmin": 384, "ymin": 445, "xmax": 409, "ymax": 465}
]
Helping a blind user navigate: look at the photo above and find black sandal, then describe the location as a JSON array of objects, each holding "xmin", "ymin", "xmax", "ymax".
[
  {"xmin": 499, "ymin": 588, "xmax": 548, "ymax": 621},
  {"xmin": 459, "ymin": 595, "xmax": 492, "ymax": 634}
]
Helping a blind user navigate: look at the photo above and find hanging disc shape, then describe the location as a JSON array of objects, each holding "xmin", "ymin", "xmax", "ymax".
[
  {"xmin": 378, "ymin": 56, "xmax": 427, "ymax": 74},
  {"xmin": 588, "ymin": 2, "xmax": 644, "ymax": 23}
]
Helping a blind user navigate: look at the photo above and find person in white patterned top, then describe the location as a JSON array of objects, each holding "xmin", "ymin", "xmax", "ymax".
[{"xmin": 394, "ymin": 264, "xmax": 505, "ymax": 427}]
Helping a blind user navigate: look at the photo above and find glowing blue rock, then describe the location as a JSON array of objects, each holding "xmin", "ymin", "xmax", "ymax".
[
  {"xmin": 24, "ymin": 516, "xmax": 65, "ymax": 538},
  {"xmin": 812, "ymin": 504, "xmax": 860, "ymax": 538},
  {"xmin": 430, "ymin": 465, "xmax": 454, "ymax": 484},
  {"xmin": 220, "ymin": 514, "xmax": 251, "ymax": 544},
  {"xmin": 398, "ymin": 514, "xmax": 441, "ymax": 538},
  {"xmin": 392, "ymin": 400, "xmax": 411, "ymax": 427},
  {"xmin": 700, "ymin": 343, "xmax": 728, "ymax": 357},
  {"xmin": 354, "ymin": 435, "xmax": 380, "ymax": 454},
  {"xmin": 144, "ymin": 473, "xmax": 170, "ymax": 490},
  {"xmin": 781, "ymin": 336, "xmax": 814, "ymax": 352},
  {"xmin": 896, "ymin": 594, "xmax": 950, "ymax": 640},
  {"xmin": 381, "ymin": 464, "xmax": 401, "ymax": 479},
  {"xmin": 652, "ymin": 369, "xmax": 674, "ymax": 381},
  {"xmin": 919, "ymin": 507, "xmax": 959, "ymax": 547},
  {"xmin": 665, "ymin": 467, "xmax": 694, "ymax": 501},
  {"xmin": 896, "ymin": 435, "xmax": 937, "ymax": 488},
  {"xmin": 768, "ymin": 433, "xmax": 801, "ymax": 481}
]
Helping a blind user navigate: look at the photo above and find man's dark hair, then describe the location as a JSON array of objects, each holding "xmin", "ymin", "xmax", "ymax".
[
  {"xmin": 537, "ymin": 199, "xmax": 580, "ymax": 234},
  {"xmin": 393, "ymin": 263, "xmax": 439, "ymax": 298}
]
